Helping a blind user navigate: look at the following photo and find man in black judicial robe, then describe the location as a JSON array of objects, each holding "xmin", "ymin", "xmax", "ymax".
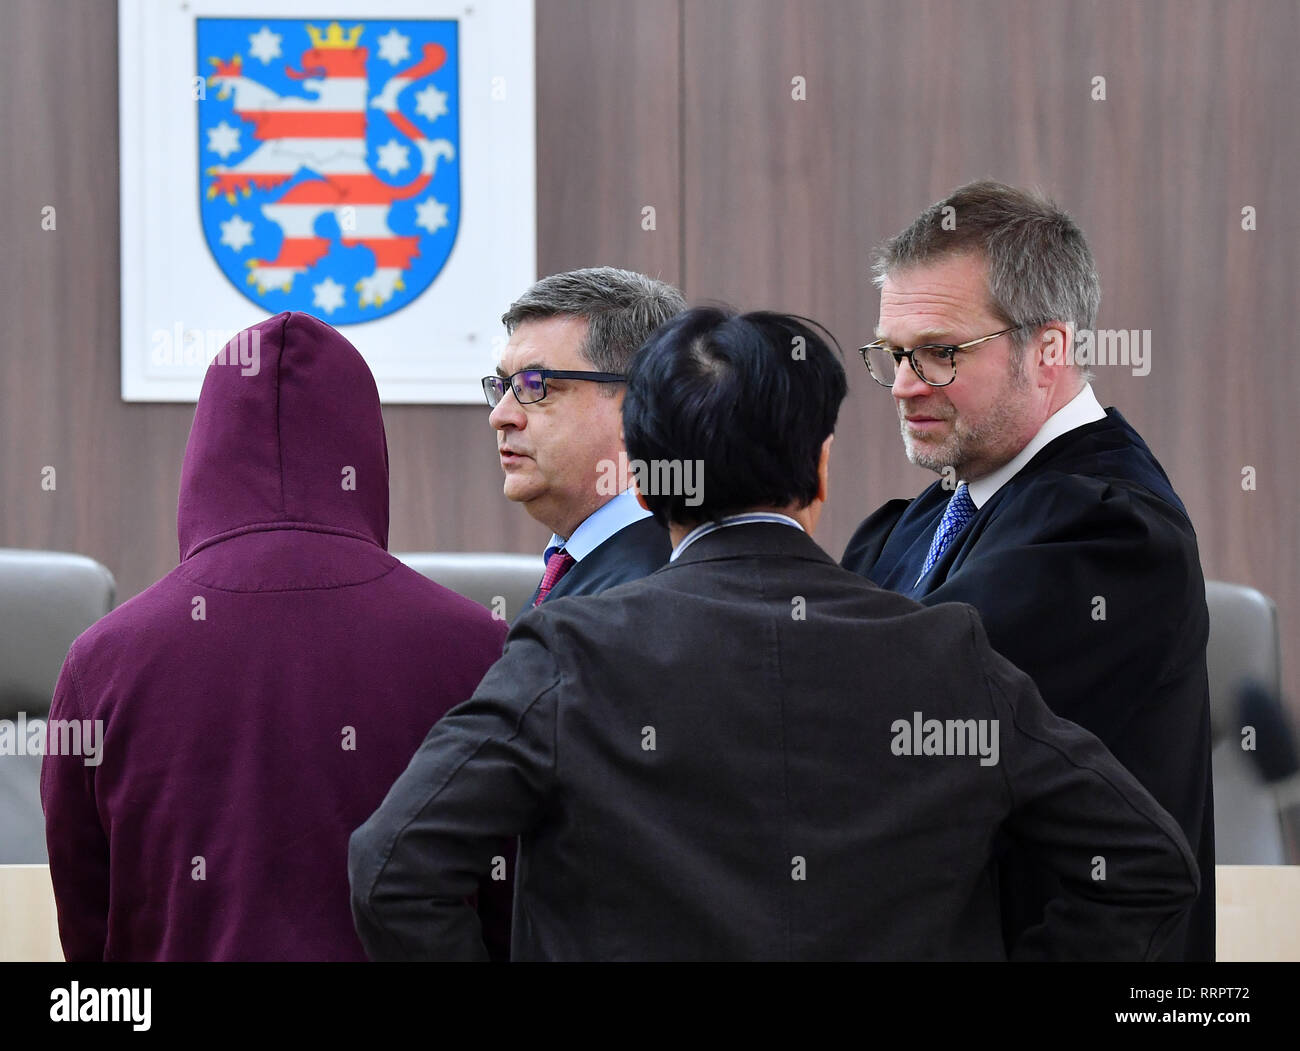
[{"xmin": 843, "ymin": 180, "xmax": 1215, "ymax": 960}]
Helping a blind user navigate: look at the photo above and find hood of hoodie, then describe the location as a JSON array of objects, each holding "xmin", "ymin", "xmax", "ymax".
[{"xmin": 177, "ymin": 312, "xmax": 390, "ymax": 561}]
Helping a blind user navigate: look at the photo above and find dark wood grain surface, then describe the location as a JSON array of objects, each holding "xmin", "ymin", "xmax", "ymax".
[{"xmin": 1, "ymin": 0, "xmax": 1295, "ymax": 709}]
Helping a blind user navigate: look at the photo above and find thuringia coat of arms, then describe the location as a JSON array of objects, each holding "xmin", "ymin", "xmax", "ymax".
[{"xmin": 197, "ymin": 18, "xmax": 460, "ymax": 324}]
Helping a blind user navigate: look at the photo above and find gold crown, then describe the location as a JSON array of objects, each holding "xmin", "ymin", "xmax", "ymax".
[{"xmin": 305, "ymin": 22, "xmax": 363, "ymax": 49}]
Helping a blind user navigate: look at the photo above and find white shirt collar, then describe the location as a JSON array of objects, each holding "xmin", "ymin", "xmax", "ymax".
[
  {"xmin": 966, "ymin": 384, "xmax": 1106, "ymax": 509},
  {"xmin": 544, "ymin": 487, "xmax": 652, "ymax": 562},
  {"xmin": 669, "ymin": 512, "xmax": 805, "ymax": 562}
]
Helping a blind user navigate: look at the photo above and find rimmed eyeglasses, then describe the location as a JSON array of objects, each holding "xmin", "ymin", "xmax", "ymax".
[
  {"xmin": 858, "ymin": 325, "xmax": 1023, "ymax": 388},
  {"xmin": 482, "ymin": 368, "xmax": 626, "ymax": 407}
]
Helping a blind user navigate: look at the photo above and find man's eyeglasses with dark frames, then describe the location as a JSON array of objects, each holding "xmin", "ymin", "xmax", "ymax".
[
  {"xmin": 858, "ymin": 325, "xmax": 1023, "ymax": 388},
  {"xmin": 482, "ymin": 369, "xmax": 626, "ymax": 407}
]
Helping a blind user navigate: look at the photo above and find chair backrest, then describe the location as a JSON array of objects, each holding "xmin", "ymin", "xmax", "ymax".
[
  {"xmin": 1204, "ymin": 580, "xmax": 1281, "ymax": 744},
  {"xmin": 394, "ymin": 551, "xmax": 540, "ymax": 624},
  {"xmin": 0, "ymin": 549, "xmax": 115, "ymax": 864},
  {"xmin": 0, "ymin": 548, "xmax": 115, "ymax": 719},
  {"xmin": 1204, "ymin": 579, "xmax": 1288, "ymax": 864}
]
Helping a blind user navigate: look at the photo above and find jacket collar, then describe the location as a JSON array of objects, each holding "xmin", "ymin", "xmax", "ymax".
[{"xmin": 665, "ymin": 520, "xmax": 837, "ymax": 569}]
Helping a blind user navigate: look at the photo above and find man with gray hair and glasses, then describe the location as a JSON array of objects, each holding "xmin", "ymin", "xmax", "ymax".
[
  {"xmin": 843, "ymin": 180, "xmax": 1214, "ymax": 960},
  {"xmin": 469, "ymin": 268, "xmax": 684, "ymax": 957},
  {"xmin": 485, "ymin": 267, "xmax": 685, "ymax": 614}
]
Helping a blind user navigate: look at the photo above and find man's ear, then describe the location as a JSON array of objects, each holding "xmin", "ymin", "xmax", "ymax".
[
  {"xmin": 1035, "ymin": 322, "xmax": 1074, "ymax": 387},
  {"xmin": 634, "ymin": 486, "xmax": 650, "ymax": 512},
  {"xmin": 817, "ymin": 434, "xmax": 833, "ymax": 503}
]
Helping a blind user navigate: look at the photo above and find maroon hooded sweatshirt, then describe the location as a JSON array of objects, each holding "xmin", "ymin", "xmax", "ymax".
[{"xmin": 40, "ymin": 311, "xmax": 507, "ymax": 960}]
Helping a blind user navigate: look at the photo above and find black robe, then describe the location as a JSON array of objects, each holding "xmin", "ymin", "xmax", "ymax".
[{"xmin": 842, "ymin": 407, "xmax": 1215, "ymax": 961}]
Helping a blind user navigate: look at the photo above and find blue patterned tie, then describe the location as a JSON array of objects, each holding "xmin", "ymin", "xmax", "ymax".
[{"xmin": 918, "ymin": 482, "xmax": 976, "ymax": 581}]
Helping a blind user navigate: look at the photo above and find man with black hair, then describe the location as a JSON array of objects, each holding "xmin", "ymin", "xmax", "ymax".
[{"xmin": 350, "ymin": 308, "xmax": 1198, "ymax": 961}]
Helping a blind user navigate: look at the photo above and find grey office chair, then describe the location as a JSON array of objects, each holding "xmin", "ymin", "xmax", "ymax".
[
  {"xmin": 1205, "ymin": 579, "xmax": 1290, "ymax": 864},
  {"xmin": 0, "ymin": 549, "xmax": 115, "ymax": 863},
  {"xmin": 394, "ymin": 551, "xmax": 541, "ymax": 625}
]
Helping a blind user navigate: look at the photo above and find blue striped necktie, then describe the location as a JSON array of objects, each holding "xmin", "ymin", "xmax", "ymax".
[{"xmin": 919, "ymin": 482, "xmax": 976, "ymax": 580}]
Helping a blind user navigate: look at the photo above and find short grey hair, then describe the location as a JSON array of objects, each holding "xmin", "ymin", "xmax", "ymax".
[
  {"xmin": 872, "ymin": 180, "xmax": 1101, "ymax": 375},
  {"xmin": 502, "ymin": 267, "xmax": 687, "ymax": 388}
]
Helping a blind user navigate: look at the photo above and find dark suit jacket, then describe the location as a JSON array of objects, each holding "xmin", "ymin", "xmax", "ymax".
[
  {"xmin": 522, "ymin": 515, "xmax": 672, "ymax": 613},
  {"xmin": 842, "ymin": 407, "xmax": 1215, "ymax": 961},
  {"xmin": 350, "ymin": 522, "xmax": 1199, "ymax": 961},
  {"xmin": 483, "ymin": 512, "xmax": 670, "ymax": 952}
]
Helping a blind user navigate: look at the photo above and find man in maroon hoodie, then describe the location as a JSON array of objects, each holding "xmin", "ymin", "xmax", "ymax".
[{"xmin": 40, "ymin": 311, "xmax": 507, "ymax": 961}]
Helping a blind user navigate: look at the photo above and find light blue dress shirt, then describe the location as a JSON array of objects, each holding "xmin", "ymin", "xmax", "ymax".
[{"xmin": 543, "ymin": 486, "xmax": 653, "ymax": 563}]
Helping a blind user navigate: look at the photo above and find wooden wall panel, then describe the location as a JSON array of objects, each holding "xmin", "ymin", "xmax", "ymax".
[
  {"xmin": 0, "ymin": 0, "xmax": 683, "ymax": 590},
  {"xmin": 0, "ymin": 0, "xmax": 1296, "ymax": 714},
  {"xmin": 0, "ymin": 0, "xmax": 193, "ymax": 605},
  {"xmin": 532, "ymin": 0, "xmax": 682, "ymax": 285},
  {"xmin": 682, "ymin": 0, "xmax": 1300, "ymax": 711},
  {"xmin": 383, "ymin": 0, "xmax": 683, "ymax": 559}
]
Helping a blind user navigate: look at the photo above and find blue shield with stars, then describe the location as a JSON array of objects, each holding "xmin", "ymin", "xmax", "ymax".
[{"xmin": 197, "ymin": 18, "xmax": 460, "ymax": 323}]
